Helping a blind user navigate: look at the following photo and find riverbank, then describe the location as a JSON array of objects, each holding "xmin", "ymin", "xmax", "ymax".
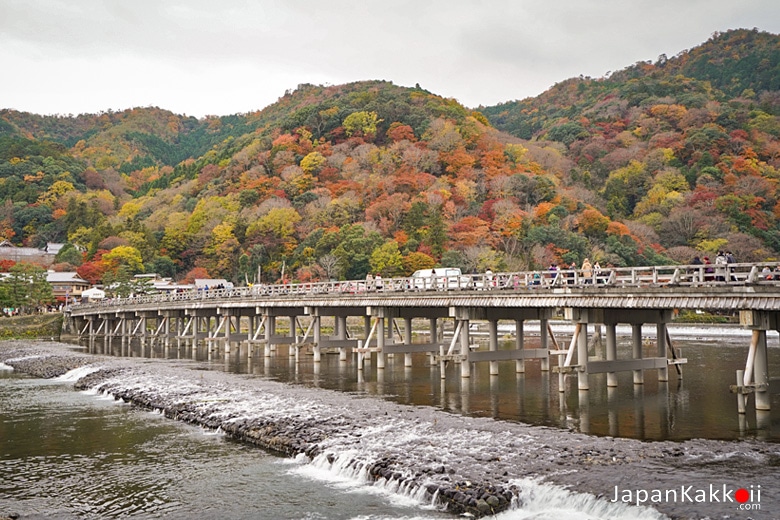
[
  {"xmin": 0, "ymin": 314, "xmax": 62, "ymax": 340},
  {"xmin": 2, "ymin": 340, "xmax": 777, "ymax": 519}
]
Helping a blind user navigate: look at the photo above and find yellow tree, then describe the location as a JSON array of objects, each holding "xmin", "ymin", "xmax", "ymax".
[
  {"xmin": 246, "ymin": 207, "xmax": 302, "ymax": 260},
  {"xmin": 205, "ymin": 221, "xmax": 240, "ymax": 278},
  {"xmin": 343, "ymin": 111, "xmax": 382, "ymax": 138},
  {"xmin": 369, "ymin": 241, "xmax": 404, "ymax": 277},
  {"xmin": 37, "ymin": 180, "xmax": 75, "ymax": 206},
  {"xmin": 103, "ymin": 245, "xmax": 144, "ymax": 274},
  {"xmin": 300, "ymin": 151, "xmax": 327, "ymax": 174},
  {"xmin": 161, "ymin": 212, "xmax": 191, "ymax": 258}
]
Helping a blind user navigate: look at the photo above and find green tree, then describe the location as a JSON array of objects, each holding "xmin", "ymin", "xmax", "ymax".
[
  {"xmin": 54, "ymin": 243, "xmax": 83, "ymax": 266},
  {"xmin": 369, "ymin": 241, "xmax": 404, "ymax": 277},
  {"xmin": 332, "ymin": 224, "xmax": 384, "ymax": 280},
  {"xmin": 546, "ymin": 121, "xmax": 588, "ymax": 146},
  {"xmin": 1, "ymin": 263, "xmax": 53, "ymax": 313},
  {"xmin": 147, "ymin": 255, "xmax": 177, "ymax": 279},
  {"xmin": 102, "ymin": 266, "xmax": 153, "ymax": 298}
]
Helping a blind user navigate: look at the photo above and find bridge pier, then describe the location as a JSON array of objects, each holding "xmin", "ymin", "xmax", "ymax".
[
  {"xmin": 313, "ymin": 314, "xmax": 321, "ymax": 362},
  {"xmin": 632, "ymin": 324, "xmax": 643, "ymax": 384},
  {"xmin": 558, "ymin": 308, "xmax": 685, "ymax": 393},
  {"xmin": 606, "ymin": 323, "xmax": 617, "ymax": 387},
  {"xmin": 377, "ymin": 317, "xmax": 386, "ymax": 370},
  {"xmin": 657, "ymin": 322, "xmax": 669, "ymax": 382},
  {"xmin": 577, "ymin": 321, "xmax": 589, "ymax": 390},
  {"xmin": 185, "ymin": 309, "xmax": 218, "ymax": 345},
  {"xmin": 159, "ymin": 310, "xmax": 186, "ymax": 348},
  {"xmin": 515, "ymin": 319, "xmax": 524, "ymax": 373},
  {"xmin": 337, "ymin": 315, "xmax": 348, "ymax": 361},
  {"xmin": 445, "ymin": 307, "xmax": 554, "ymax": 380},
  {"xmin": 364, "ymin": 307, "xmax": 450, "ymax": 378},
  {"xmin": 305, "ymin": 306, "xmax": 367, "ymax": 363},
  {"xmin": 733, "ymin": 311, "xmax": 778, "ymax": 413},
  {"xmin": 403, "ymin": 317, "xmax": 413, "ymax": 367},
  {"xmin": 264, "ymin": 314, "xmax": 275, "ymax": 358},
  {"xmin": 488, "ymin": 319, "xmax": 498, "ymax": 376},
  {"xmin": 245, "ymin": 307, "xmax": 305, "ymax": 359},
  {"xmin": 100, "ymin": 313, "xmax": 117, "ymax": 354},
  {"xmin": 429, "ymin": 318, "xmax": 438, "ymax": 365}
]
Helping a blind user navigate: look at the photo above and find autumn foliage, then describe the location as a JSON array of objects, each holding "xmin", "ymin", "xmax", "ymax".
[{"xmin": 1, "ymin": 30, "xmax": 779, "ymax": 285}]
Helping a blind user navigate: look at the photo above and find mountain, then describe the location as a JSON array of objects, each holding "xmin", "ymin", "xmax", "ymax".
[
  {"xmin": 481, "ymin": 29, "xmax": 779, "ymax": 139},
  {"xmin": 0, "ymin": 30, "xmax": 778, "ymax": 288}
]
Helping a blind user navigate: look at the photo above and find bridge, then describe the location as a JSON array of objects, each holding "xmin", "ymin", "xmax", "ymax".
[{"xmin": 65, "ymin": 262, "xmax": 780, "ymax": 415}]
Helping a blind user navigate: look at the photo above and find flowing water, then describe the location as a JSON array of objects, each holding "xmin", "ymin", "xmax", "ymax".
[
  {"xmin": 0, "ymin": 368, "xmax": 452, "ymax": 520},
  {"xmin": 1, "ymin": 324, "xmax": 778, "ymax": 518}
]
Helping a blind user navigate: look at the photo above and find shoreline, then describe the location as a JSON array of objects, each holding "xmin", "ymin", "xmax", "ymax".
[{"xmin": 2, "ymin": 340, "xmax": 778, "ymax": 519}]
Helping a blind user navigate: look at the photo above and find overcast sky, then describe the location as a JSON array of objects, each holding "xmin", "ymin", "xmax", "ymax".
[{"xmin": 1, "ymin": 0, "xmax": 778, "ymax": 118}]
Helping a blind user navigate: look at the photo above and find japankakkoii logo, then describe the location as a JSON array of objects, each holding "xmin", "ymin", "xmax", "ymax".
[{"xmin": 610, "ymin": 483, "xmax": 761, "ymax": 511}]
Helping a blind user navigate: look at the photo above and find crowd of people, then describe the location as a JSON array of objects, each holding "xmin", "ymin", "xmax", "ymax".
[
  {"xmin": 544, "ymin": 258, "xmax": 611, "ymax": 285},
  {"xmin": 689, "ymin": 250, "xmax": 738, "ymax": 282}
]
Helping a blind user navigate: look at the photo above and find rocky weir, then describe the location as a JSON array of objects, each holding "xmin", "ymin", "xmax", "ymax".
[{"xmin": 2, "ymin": 340, "xmax": 779, "ymax": 519}]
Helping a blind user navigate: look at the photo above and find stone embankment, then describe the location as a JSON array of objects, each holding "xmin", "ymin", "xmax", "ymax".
[{"xmin": 3, "ymin": 340, "xmax": 779, "ymax": 519}]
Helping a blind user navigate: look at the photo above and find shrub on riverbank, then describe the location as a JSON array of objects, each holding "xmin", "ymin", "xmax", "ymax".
[{"xmin": 0, "ymin": 314, "xmax": 63, "ymax": 340}]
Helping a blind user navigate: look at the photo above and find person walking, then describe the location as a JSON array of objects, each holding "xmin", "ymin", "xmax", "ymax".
[
  {"xmin": 714, "ymin": 251, "xmax": 727, "ymax": 282},
  {"xmin": 567, "ymin": 262, "xmax": 577, "ymax": 285},
  {"xmin": 725, "ymin": 251, "xmax": 736, "ymax": 281},
  {"xmin": 581, "ymin": 258, "xmax": 593, "ymax": 284}
]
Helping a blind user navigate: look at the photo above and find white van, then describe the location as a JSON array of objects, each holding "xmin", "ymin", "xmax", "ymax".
[{"xmin": 410, "ymin": 267, "xmax": 465, "ymax": 290}]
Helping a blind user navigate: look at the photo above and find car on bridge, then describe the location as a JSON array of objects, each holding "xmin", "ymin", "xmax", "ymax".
[{"xmin": 410, "ymin": 268, "xmax": 469, "ymax": 290}]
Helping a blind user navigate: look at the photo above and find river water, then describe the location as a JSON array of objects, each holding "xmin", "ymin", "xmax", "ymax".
[
  {"xmin": 0, "ymin": 368, "xmax": 452, "ymax": 520},
  {"xmin": 1, "ymin": 324, "xmax": 778, "ymax": 518},
  {"xmin": 88, "ymin": 323, "xmax": 780, "ymax": 442}
]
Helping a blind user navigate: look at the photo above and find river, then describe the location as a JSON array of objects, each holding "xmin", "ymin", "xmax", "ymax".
[
  {"xmin": 1, "ymin": 324, "xmax": 778, "ymax": 519},
  {"xmin": 83, "ymin": 322, "xmax": 780, "ymax": 442},
  {"xmin": 0, "ymin": 367, "xmax": 452, "ymax": 520}
]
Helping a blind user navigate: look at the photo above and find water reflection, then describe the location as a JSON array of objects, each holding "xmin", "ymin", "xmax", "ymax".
[{"xmin": 72, "ymin": 332, "xmax": 780, "ymax": 442}]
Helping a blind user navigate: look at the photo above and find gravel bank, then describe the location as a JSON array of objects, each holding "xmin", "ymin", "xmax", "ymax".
[{"xmin": 2, "ymin": 340, "xmax": 778, "ymax": 519}]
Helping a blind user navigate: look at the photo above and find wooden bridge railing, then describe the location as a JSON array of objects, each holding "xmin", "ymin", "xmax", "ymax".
[{"xmin": 71, "ymin": 261, "xmax": 780, "ymax": 311}]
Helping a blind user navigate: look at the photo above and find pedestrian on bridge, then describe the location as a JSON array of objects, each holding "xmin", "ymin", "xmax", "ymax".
[
  {"xmin": 715, "ymin": 251, "xmax": 727, "ymax": 282},
  {"xmin": 581, "ymin": 258, "xmax": 593, "ymax": 284}
]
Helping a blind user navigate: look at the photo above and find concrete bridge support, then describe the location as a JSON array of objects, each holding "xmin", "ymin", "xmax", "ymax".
[
  {"xmin": 367, "ymin": 307, "xmax": 450, "ymax": 375},
  {"xmin": 264, "ymin": 314, "xmax": 276, "ymax": 357},
  {"xmin": 135, "ymin": 311, "xmax": 159, "ymax": 346},
  {"xmin": 632, "ymin": 324, "xmax": 644, "ymax": 384},
  {"xmin": 313, "ymin": 314, "xmax": 321, "ymax": 362},
  {"xmin": 403, "ymin": 317, "xmax": 413, "ymax": 367},
  {"xmin": 735, "ymin": 310, "xmax": 778, "ymax": 412},
  {"xmin": 447, "ymin": 307, "xmax": 554, "ymax": 379},
  {"xmin": 561, "ymin": 308, "xmax": 683, "ymax": 393},
  {"xmin": 158, "ymin": 310, "xmax": 186, "ymax": 348},
  {"xmin": 305, "ymin": 306, "xmax": 366, "ymax": 363},
  {"xmin": 185, "ymin": 309, "xmax": 218, "ymax": 345},
  {"xmin": 336, "ymin": 315, "xmax": 348, "ymax": 361}
]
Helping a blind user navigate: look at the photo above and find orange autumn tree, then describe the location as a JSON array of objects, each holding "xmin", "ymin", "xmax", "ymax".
[{"xmin": 448, "ymin": 216, "xmax": 492, "ymax": 248}]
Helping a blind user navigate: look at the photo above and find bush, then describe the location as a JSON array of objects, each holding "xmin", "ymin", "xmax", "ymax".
[{"xmin": 673, "ymin": 310, "xmax": 732, "ymax": 324}]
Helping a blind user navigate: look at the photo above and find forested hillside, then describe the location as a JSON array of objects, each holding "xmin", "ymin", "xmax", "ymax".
[{"xmin": 0, "ymin": 29, "xmax": 778, "ymax": 286}]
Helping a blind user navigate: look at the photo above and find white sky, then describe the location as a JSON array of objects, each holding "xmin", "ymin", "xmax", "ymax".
[{"xmin": 1, "ymin": 0, "xmax": 778, "ymax": 118}]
